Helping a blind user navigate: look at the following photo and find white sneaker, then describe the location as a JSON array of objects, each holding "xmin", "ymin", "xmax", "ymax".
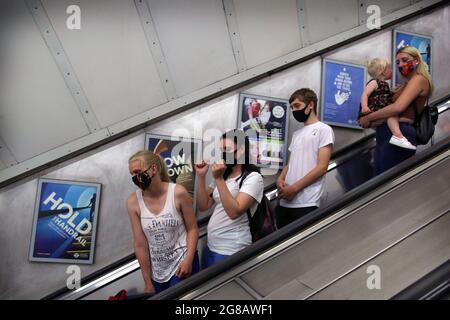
[{"xmin": 389, "ymin": 136, "xmax": 417, "ymax": 150}]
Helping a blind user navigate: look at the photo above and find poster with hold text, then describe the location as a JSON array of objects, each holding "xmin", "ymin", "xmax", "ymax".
[
  {"xmin": 145, "ymin": 134, "xmax": 201, "ymax": 201},
  {"xmin": 29, "ymin": 179, "xmax": 101, "ymax": 264},
  {"xmin": 393, "ymin": 30, "xmax": 432, "ymax": 87},
  {"xmin": 321, "ymin": 59, "xmax": 367, "ymax": 130}
]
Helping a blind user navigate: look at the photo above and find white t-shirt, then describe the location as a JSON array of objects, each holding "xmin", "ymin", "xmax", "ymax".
[
  {"xmin": 280, "ymin": 121, "xmax": 334, "ymax": 208},
  {"xmin": 207, "ymin": 172, "xmax": 264, "ymax": 255}
]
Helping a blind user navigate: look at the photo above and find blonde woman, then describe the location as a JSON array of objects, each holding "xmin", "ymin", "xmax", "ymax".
[
  {"xmin": 360, "ymin": 46, "xmax": 434, "ymax": 174},
  {"xmin": 126, "ymin": 150, "xmax": 199, "ymax": 295},
  {"xmin": 360, "ymin": 58, "xmax": 415, "ymax": 150}
]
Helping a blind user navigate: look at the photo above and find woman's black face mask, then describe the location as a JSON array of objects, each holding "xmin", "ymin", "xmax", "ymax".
[
  {"xmin": 222, "ymin": 150, "xmax": 238, "ymax": 166},
  {"xmin": 132, "ymin": 167, "xmax": 152, "ymax": 190},
  {"xmin": 222, "ymin": 149, "xmax": 239, "ymax": 179}
]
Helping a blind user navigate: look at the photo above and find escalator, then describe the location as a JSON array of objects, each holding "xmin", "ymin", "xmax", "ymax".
[
  {"xmin": 46, "ymin": 97, "xmax": 450, "ymax": 300},
  {"xmin": 391, "ymin": 259, "xmax": 450, "ymax": 300},
  {"xmin": 172, "ymin": 145, "xmax": 449, "ymax": 300}
]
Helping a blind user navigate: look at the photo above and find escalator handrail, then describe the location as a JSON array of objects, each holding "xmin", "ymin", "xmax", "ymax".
[
  {"xmin": 152, "ymin": 135, "xmax": 450, "ymax": 300},
  {"xmin": 391, "ymin": 259, "xmax": 450, "ymax": 300},
  {"xmin": 43, "ymin": 96, "xmax": 450, "ymax": 300},
  {"xmin": 42, "ymin": 131, "xmax": 378, "ymax": 300}
]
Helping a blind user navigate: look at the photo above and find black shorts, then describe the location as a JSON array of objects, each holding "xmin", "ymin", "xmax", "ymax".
[{"xmin": 276, "ymin": 205, "xmax": 318, "ymax": 229}]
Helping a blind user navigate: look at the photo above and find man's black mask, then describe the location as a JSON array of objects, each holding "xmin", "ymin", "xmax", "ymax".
[{"xmin": 292, "ymin": 108, "xmax": 311, "ymax": 123}]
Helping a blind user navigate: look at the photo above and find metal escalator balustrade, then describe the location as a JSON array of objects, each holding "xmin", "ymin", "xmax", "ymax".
[
  {"xmin": 154, "ymin": 134, "xmax": 450, "ymax": 300},
  {"xmin": 47, "ymin": 97, "xmax": 450, "ymax": 300}
]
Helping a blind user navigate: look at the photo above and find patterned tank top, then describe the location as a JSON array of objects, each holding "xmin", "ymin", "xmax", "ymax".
[
  {"xmin": 368, "ymin": 79, "xmax": 393, "ymax": 112},
  {"xmin": 137, "ymin": 183, "xmax": 187, "ymax": 283}
]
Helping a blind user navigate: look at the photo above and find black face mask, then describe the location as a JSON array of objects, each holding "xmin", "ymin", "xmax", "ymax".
[
  {"xmin": 292, "ymin": 108, "xmax": 311, "ymax": 123},
  {"xmin": 132, "ymin": 167, "xmax": 152, "ymax": 190},
  {"xmin": 223, "ymin": 151, "xmax": 238, "ymax": 166}
]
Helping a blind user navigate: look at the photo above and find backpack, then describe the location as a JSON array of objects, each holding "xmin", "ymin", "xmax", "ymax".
[
  {"xmin": 238, "ymin": 171, "xmax": 277, "ymax": 242},
  {"xmin": 414, "ymin": 101, "xmax": 439, "ymax": 145}
]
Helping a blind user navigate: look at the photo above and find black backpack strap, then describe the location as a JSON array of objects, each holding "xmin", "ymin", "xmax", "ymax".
[
  {"xmin": 247, "ymin": 210, "xmax": 252, "ymax": 222},
  {"xmin": 237, "ymin": 170, "xmax": 253, "ymax": 220},
  {"xmin": 414, "ymin": 97, "xmax": 430, "ymax": 125},
  {"xmin": 237, "ymin": 170, "xmax": 251, "ymax": 189}
]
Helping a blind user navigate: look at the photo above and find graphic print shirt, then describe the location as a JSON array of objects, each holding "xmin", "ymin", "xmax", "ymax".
[{"xmin": 137, "ymin": 183, "xmax": 187, "ymax": 283}]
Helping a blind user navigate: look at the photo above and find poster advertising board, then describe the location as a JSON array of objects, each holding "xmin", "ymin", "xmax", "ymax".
[
  {"xmin": 145, "ymin": 134, "xmax": 201, "ymax": 199},
  {"xmin": 393, "ymin": 30, "xmax": 432, "ymax": 87},
  {"xmin": 29, "ymin": 179, "xmax": 101, "ymax": 264},
  {"xmin": 321, "ymin": 59, "xmax": 367, "ymax": 130},
  {"xmin": 238, "ymin": 93, "xmax": 289, "ymax": 169}
]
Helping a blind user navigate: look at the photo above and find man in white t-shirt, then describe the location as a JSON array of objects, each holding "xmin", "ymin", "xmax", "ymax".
[{"xmin": 276, "ymin": 88, "xmax": 335, "ymax": 228}]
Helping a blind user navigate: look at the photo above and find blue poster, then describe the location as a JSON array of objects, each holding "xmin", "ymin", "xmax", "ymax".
[
  {"xmin": 321, "ymin": 59, "xmax": 366, "ymax": 129},
  {"xmin": 29, "ymin": 179, "xmax": 101, "ymax": 264},
  {"xmin": 393, "ymin": 30, "xmax": 432, "ymax": 87}
]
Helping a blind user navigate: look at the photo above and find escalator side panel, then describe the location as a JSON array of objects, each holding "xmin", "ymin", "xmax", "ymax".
[
  {"xmin": 234, "ymin": 157, "xmax": 450, "ymax": 297},
  {"xmin": 263, "ymin": 279, "xmax": 313, "ymax": 300},
  {"xmin": 309, "ymin": 212, "xmax": 450, "ymax": 300},
  {"xmin": 198, "ymin": 281, "xmax": 255, "ymax": 300}
]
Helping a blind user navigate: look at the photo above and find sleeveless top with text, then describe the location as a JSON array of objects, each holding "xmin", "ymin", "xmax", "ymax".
[{"xmin": 136, "ymin": 183, "xmax": 187, "ymax": 283}]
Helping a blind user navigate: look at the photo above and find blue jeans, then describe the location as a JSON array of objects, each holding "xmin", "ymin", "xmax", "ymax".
[
  {"xmin": 201, "ymin": 245, "xmax": 230, "ymax": 269},
  {"xmin": 374, "ymin": 123, "xmax": 417, "ymax": 175},
  {"xmin": 151, "ymin": 251, "xmax": 200, "ymax": 294}
]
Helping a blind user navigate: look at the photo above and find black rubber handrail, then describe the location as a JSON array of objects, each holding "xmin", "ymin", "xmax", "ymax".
[
  {"xmin": 42, "ymin": 129, "xmax": 378, "ymax": 300},
  {"xmin": 391, "ymin": 260, "xmax": 450, "ymax": 300},
  {"xmin": 43, "ymin": 95, "xmax": 450, "ymax": 300},
  {"xmin": 152, "ymin": 136, "xmax": 450, "ymax": 300}
]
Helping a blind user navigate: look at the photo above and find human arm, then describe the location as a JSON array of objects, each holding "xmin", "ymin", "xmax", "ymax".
[
  {"xmin": 174, "ymin": 185, "xmax": 199, "ymax": 278},
  {"xmin": 126, "ymin": 194, "xmax": 154, "ymax": 295},
  {"xmin": 360, "ymin": 80, "xmax": 378, "ymax": 114},
  {"xmin": 212, "ymin": 163, "xmax": 263, "ymax": 220},
  {"xmin": 194, "ymin": 161, "xmax": 215, "ymax": 211},
  {"xmin": 359, "ymin": 76, "xmax": 427, "ymax": 128},
  {"xmin": 279, "ymin": 144, "xmax": 332, "ymax": 200},
  {"xmin": 277, "ymin": 164, "xmax": 289, "ymax": 189}
]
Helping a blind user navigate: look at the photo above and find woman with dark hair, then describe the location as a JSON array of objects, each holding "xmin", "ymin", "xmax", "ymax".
[{"xmin": 195, "ymin": 130, "xmax": 264, "ymax": 268}]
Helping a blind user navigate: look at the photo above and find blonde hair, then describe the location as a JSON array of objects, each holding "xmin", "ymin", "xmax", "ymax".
[
  {"xmin": 128, "ymin": 150, "xmax": 170, "ymax": 182},
  {"xmin": 396, "ymin": 46, "xmax": 434, "ymax": 95},
  {"xmin": 367, "ymin": 58, "xmax": 390, "ymax": 79}
]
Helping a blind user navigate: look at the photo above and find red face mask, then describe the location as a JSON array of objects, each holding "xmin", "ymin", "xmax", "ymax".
[{"xmin": 398, "ymin": 60, "xmax": 417, "ymax": 77}]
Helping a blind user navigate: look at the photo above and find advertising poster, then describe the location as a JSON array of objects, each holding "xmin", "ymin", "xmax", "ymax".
[
  {"xmin": 321, "ymin": 59, "xmax": 367, "ymax": 130},
  {"xmin": 393, "ymin": 30, "xmax": 432, "ymax": 87},
  {"xmin": 146, "ymin": 134, "xmax": 201, "ymax": 198},
  {"xmin": 29, "ymin": 179, "xmax": 101, "ymax": 264},
  {"xmin": 238, "ymin": 93, "xmax": 289, "ymax": 168}
]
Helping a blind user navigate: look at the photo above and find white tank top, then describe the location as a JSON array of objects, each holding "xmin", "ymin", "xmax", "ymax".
[{"xmin": 136, "ymin": 183, "xmax": 187, "ymax": 283}]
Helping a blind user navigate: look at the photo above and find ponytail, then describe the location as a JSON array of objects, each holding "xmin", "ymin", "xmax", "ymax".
[
  {"xmin": 156, "ymin": 154, "xmax": 170, "ymax": 182},
  {"xmin": 129, "ymin": 150, "xmax": 170, "ymax": 182}
]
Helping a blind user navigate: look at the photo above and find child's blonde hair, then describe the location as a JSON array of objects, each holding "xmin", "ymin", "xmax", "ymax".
[{"xmin": 367, "ymin": 58, "xmax": 390, "ymax": 79}]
